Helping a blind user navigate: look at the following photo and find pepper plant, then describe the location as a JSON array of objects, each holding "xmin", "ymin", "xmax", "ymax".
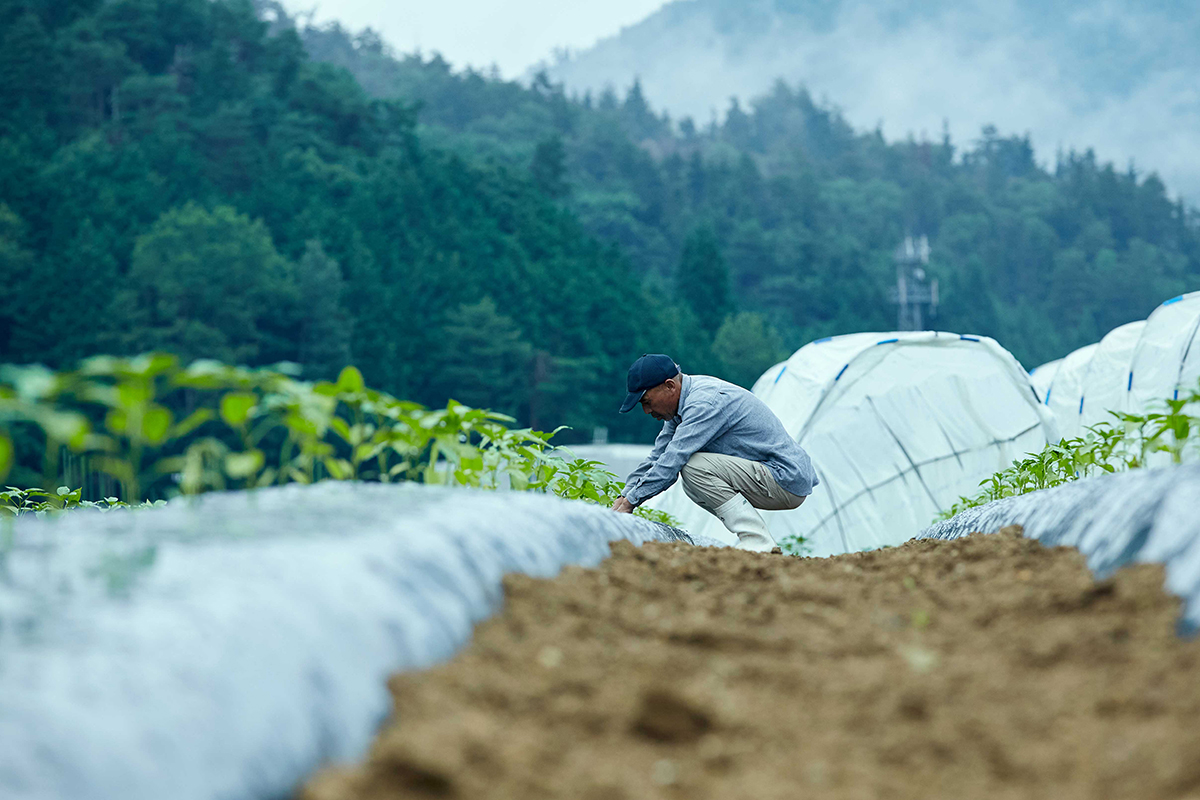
[
  {"xmin": 0, "ymin": 355, "xmax": 677, "ymax": 527},
  {"xmin": 937, "ymin": 380, "xmax": 1200, "ymax": 520}
]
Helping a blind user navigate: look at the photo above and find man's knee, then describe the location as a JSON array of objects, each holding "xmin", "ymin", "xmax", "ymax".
[
  {"xmin": 681, "ymin": 453, "xmax": 736, "ymax": 510},
  {"xmin": 680, "ymin": 452, "xmax": 718, "ymax": 488}
]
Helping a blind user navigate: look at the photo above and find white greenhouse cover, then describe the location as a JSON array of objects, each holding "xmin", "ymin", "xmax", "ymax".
[
  {"xmin": 1033, "ymin": 293, "xmax": 1200, "ymax": 439},
  {"xmin": 1076, "ymin": 320, "xmax": 1146, "ymax": 431},
  {"xmin": 1042, "ymin": 343, "xmax": 1098, "ymax": 439},
  {"xmin": 647, "ymin": 331, "xmax": 1058, "ymax": 556},
  {"xmin": 1126, "ymin": 292, "xmax": 1200, "ymax": 412},
  {"xmin": 1029, "ymin": 358, "xmax": 1062, "ymax": 403}
]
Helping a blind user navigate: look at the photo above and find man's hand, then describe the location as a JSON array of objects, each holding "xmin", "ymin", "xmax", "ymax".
[{"xmin": 611, "ymin": 496, "xmax": 635, "ymax": 514}]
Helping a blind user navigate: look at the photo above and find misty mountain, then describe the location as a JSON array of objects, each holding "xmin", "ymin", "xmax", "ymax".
[
  {"xmin": 541, "ymin": 0, "xmax": 1200, "ymax": 201},
  {"xmin": 303, "ymin": 18, "xmax": 1198, "ymax": 373}
]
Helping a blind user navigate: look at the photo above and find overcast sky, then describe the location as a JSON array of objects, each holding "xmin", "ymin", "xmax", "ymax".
[{"xmin": 278, "ymin": 0, "xmax": 670, "ymax": 78}]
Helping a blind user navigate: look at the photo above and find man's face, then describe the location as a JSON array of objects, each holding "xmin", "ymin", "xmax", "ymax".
[{"xmin": 639, "ymin": 376, "xmax": 681, "ymax": 421}]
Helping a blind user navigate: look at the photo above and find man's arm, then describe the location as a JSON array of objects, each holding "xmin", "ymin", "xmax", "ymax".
[
  {"xmin": 615, "ymin": 421, "xmax": 675, "ymax": 508},
  {"xmin": 623, "ymin": 401, "xmax": 732, "ymax": 507}
]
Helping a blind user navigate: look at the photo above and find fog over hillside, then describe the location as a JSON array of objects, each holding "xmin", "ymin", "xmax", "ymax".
[{"xmin": 541, "ymin": 0, "xmax": 1200, "ymax": 202}]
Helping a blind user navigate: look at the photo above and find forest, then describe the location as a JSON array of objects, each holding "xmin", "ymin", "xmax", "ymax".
[{"xmin": 2, "ymin": 0, "xmax": 1198, "ymax": 444}]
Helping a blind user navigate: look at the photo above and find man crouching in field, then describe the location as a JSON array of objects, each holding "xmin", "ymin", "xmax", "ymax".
[{"xmin": 610, "ymin": 354, "xmax": 818, "ymax": 552}]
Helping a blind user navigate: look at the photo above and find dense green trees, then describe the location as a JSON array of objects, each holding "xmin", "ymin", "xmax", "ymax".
[
  {"xmin": 427, "ymin": 298, "xmax": 533, "ymax": 418},
  {"xmin": 0, "ymin": 205, "xmax": 38, "ymax": 360},
  {"xmin": 0, "ymin": 0, "xmax": 678, "ymax": 443},
  {"xmin": 1, "ymin": 0, "xmax": 1198, "ymax": 449},
  {"xmin": 308, "ymin": 34, "xmax": 1199, "ymax": 369},
  {"xmin": 677, "ymin": 228, "xmax": 732, "ymax": 334},
  {"xmin": 119, "ymin": 203, "xmax": 296, "ymax": 364},
  {"xmin": 712, "ymin": 312, "xmax": 785, "ymax": 389},
  {"xmin": 294, "ymin": 240, "xmax": 351, "ymax": 379}
]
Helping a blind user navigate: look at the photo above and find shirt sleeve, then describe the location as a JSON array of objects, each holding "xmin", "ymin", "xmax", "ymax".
[
  {"xmin": 624, "ymin": 401, "xmax": 732, "ymax": 506},
  {"xmin": 622, "ymin": 420, "xmax": 675, "ymax": 497}
]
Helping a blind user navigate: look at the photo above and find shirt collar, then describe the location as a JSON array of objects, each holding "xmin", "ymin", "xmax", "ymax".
[{"xmin": 673, "ymin": 374, "xmax": 691, "ymax": 423}]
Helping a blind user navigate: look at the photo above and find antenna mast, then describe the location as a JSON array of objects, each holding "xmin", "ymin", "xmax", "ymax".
[{"xmin": 888, "ymin": 235, "xmax": 938, "ymax": 331}]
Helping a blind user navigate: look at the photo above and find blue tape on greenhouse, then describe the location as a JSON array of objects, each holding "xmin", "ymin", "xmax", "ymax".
[
  {"xmin": 922, "ymin": 465, "xmax": 1200, "ymax": 635},
  {"xmin": 0, "ymin": 483, "xmax": 722, "ymax": 800}
]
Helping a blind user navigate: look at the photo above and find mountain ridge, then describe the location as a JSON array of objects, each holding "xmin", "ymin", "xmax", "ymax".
[
  {"xmin": 304, "ymin": 18, "xmax": 1199, "ymax": 373},
  {"xmin": 541, "ymin": 0, "xmax": 1200, "ymax": 200}
]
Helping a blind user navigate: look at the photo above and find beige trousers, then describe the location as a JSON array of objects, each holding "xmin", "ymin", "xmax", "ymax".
[{"xmin": 680, "ymin": 452, "xmax": 807, "ymax": 512}]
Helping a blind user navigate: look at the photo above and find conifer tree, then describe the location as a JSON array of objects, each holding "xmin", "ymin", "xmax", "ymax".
[
  {"xmin": 712, "ymin": 312, "xmax": 783, "ymax": 388},
  {"xmin": 0, "ymin": 204, "xmax": 36, "ymax": 360},
  {"xmin": 120, "ymin": 203, "xmax": 296, "ymax": 365},
  {"xmin": 676, "ymin": 228, "xmax": 732, "ymax": 335},
  {"xmin": 531, "ymin": 136, "xmax": 568, "ymax": 199},
  {"xmin": 427, "ymin": 298, "xmax": 533, "ymax": 417},
  {"xmin": 295, "ymin": 240, "xmax": 351, "ymax": 380}
]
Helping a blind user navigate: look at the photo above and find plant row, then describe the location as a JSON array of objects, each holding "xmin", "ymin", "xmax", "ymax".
[
  {"xmin": 938, "ymin": 382, "xmax": 1200, "ymax": 520},
  {"xmin": 0, "ymin": 354, "xmax": 676, "ymax": 526}
]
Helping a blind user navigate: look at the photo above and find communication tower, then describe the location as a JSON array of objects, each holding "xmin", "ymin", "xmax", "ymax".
[{"xmin": 888, "ymin": 235, "xmax": 938, "ymax": 331}]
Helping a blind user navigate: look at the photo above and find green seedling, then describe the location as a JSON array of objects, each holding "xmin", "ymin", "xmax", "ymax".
[
  {"xmin": 0, "ymin": 355, "xmax": 680, "ymax": 528},
  {"xmin": 936, "ymin": 379, "xmax": 1200, "ymax": 521}
]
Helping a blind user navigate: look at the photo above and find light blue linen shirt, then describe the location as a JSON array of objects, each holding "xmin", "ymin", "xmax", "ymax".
[{"xmin": 622, "ymin": 374, "xmax": 818, "ymax": 507}]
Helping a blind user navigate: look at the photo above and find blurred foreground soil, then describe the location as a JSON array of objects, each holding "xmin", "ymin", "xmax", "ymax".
[{"xmin": 303, "ymin": 528, "xmax": 1200, "ymax": 800}]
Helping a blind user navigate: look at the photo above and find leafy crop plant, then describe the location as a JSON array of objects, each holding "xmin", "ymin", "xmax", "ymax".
[
  {"xmin": 0, "ymin": 355, "xmax": 677, "ymax": 527},
  {"xmin": 938, "ymin": 380, "xmax": 1200, "ymax": 521}
]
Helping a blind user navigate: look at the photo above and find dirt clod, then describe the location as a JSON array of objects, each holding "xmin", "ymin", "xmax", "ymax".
[
  {"xmin": 302, "ymin": 529, "xmax": 1200, "ymax": 800},
  {"xmin": 632, "ymin": 688, "xmax": 712, "ymax": 742}
]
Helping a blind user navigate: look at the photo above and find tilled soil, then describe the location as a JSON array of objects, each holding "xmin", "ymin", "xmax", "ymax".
[{"xmin": 302, "ymin": 528, "xmax": 1200, "ymax": 800}]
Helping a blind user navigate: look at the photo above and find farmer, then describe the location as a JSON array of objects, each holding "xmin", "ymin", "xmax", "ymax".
[{"xmin": 610, "ymin": 353, "xmax": 818, "ymax": 552}]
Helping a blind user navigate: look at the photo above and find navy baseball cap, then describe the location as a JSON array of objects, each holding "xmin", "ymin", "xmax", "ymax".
[{"xmin": 619, "ymin": 354, "xmax": 680, "ymax": 413}]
